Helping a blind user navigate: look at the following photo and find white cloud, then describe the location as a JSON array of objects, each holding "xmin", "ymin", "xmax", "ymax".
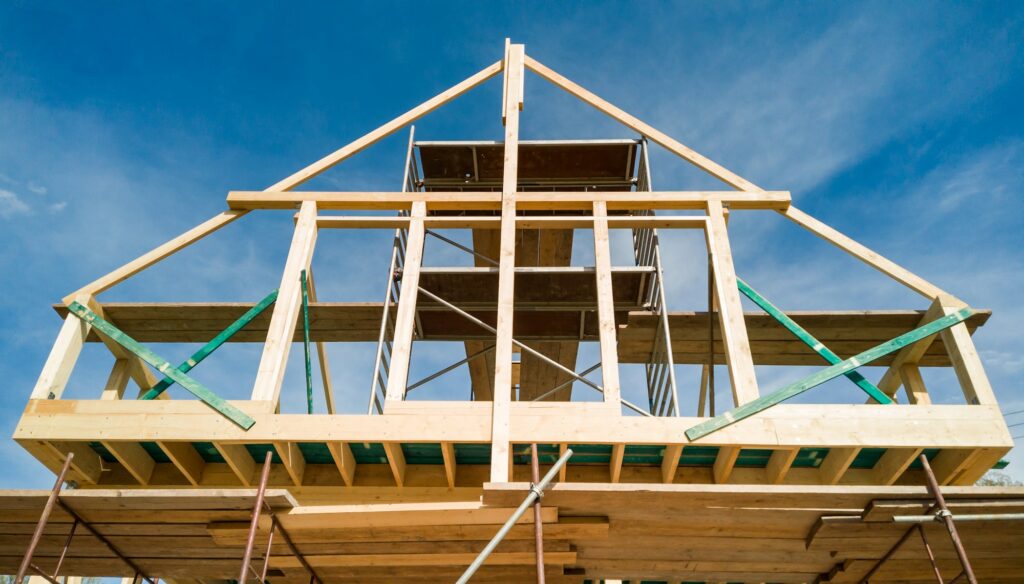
[
  {"xmin": 0, "ymin": 188, "xmax": 30, "ymax": 218},
  {"xmin": 27, "ymin": 181, "xmax": 47, "ymax": 195},
  {"xmin": 48, "ymin": 201, "xmax": 67, "ymax": 212}
]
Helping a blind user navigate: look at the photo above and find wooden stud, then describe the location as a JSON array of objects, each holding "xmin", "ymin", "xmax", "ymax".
[
  {"xmin": 490, "ymin": 43, "xmax": 524, "ymax": 483},
  {"xmin": 872, "ymin": 447, "xmax": 922, "ymax": 485},
  {"xmin": 819, "ymin": 447, "xmax": 859, "ymax": 485},
  {"xmin": 930, "ymin": 449, "xmax": 981, "ymax": 486},
  {"xmin": 100, "ymin": 359, "xmax": 132, "ymax": 400},
  {"xmin": 384, "ymin": 442, "xmax": 407, "ymax": 487},
  {"xmin": 214, "ymin": 443, "xmax": 256, "ymax": 486},
  {"xmin": 252, "ymin": 200, "xmax": 318, "ymax": 406},
  {"xmin": 898, "ymin": 364, "xmax": 931, "ymax": 405},
  {"xmin": 610, "ymin": 443, "xmax": 625, "ymax": 483},
  {"xmin": 100, "ymin": 441, "xmax": 155, "ymax": 485},
  {"xmin": 779, "ymin": 206, "xmax": 948, "ymax": 299},
  {"xmin": 62, "ymin": 210, "xmax": 247, "ymax": 305},
  {"xmin": 558, "ymin": 443, "xmax": 568, "ymax": 482},
  {"xmin": 306, "ymin": 269, "xmax": 336, "ymax": 413},
  {"xmin": 661, "ymin": 444, "xmax": 683, "ymax": 484},
  {"xmin": 157, "ymin": 441, "xmax": 205, "ymax": 486},
  {"xmin": 766, "ymin": 448, "xmax": 798, "ymax": 485},
  {"xmin": 593, "ymin": 201, "xmax": 623, "ymax": 409},
  {"xmin": 327, "ymin": 442, "xmax": 357, "ymax": 487},
  {"xmin": 274, "ymin": 441, "xmax": 306, "ymax": 486},
  {"xmin": 524, "ymin": 55, "xmax": 762, "ymax": 191},
  {"xmin": 30, "ymin": 308, "xmax": 92, "ymax": 399},
  {"xmin": 713, "ymin": 446, "xmax": 740, "ymax": 484},
  {"xmin": 441, "ymin": 442, "xmax": 457, "ymax": 488},
  {"xmin": 385, "ymin": 200, "xmax": 427, "ymax": 402},
  {"xmin": 704, "ymin": 200, "xmax": 759, "ymax": 407},
  {"xmin": 876, "ymin": 297, "xmax": 947, "ymax": 399}
]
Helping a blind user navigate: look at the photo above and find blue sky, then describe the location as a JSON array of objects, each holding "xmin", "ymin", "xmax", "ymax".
[{"xmin": 1, "ymin": 1, "xmax": 1023, "ymax": 487}]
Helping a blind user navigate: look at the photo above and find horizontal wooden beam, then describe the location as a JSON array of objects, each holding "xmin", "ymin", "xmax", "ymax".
[
  {"xmin": 227, "ymin": 190, "xmax": 791, "ymax": 211},
  {"xmin": 14, "ymin": 400, "xmax": 1013, "ymax": 451},
  {"xmin": 315, "ymin": 215, "xmax": 710, "ymax": 230}
]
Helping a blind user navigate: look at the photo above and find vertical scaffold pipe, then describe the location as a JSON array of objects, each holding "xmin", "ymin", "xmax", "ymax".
[{"xmin": 456, "ymin": 449, "xmax": 573, "ymax": 584}]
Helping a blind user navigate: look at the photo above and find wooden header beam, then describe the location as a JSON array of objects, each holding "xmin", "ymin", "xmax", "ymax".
[{"xmin": 227, "ymin": 190, "xmax": 791, "ymax": 211}]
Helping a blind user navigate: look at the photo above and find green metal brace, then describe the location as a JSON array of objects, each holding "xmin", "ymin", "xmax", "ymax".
[
  {"xmin": 685, "ymin": 307, "xmax": 976, "ymax": 441},
  {"xmin": 66, "ymin": 301, "xmax": 256, "ymax": 430},
  {"xmin": 140, "ymin": 289, "xmax": 279, "ymax": 400},
  {"xmin": 301, "ymin": 269, "xmax": 314, "ymax": 415},
  {"xmin": 736, "ymin": 277, "xmax": 893, "ymax": 405}
]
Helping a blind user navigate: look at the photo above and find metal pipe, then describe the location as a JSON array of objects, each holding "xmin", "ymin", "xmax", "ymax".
[
  {"xmin": 56, "ymin": 500, "xmax": 156, "ymax": 584},
  {"xmin": 51, "ymin": 518, "xmax": 79, "ymax": 578},
  {"xmin": 238, "ymin": 450, "xmax": 273, "ymax": 584},
  {"xmin": 259, "ymin": 517, "xmax": 277, "ymax": 582},
  {"xmin": 858, "ymin": 514, "xmax": 929, "ymax": 584},
  {"xmin": 530, "ymin": 444, "xmax": 545, "ymax": 584},
  {"xmin": 269, "ymin": 512, "xmax": 322, "ymax": 583},
  {"xmin": 418, "ymin": 286, "xmax": 652, "ymax": 416},
  {"xmin": 426, "ymin": 229, "xmax": 500, "ymax": 266},
  {"xmin": 919, "ymin": 454, "xmax": 978, "ymax": 584},
  {"xmin": 17, "ymin": 453, "xmax": 74, "ymax": 583},
  {"xmin": 706, "ymin": 255, "xmax": 715, "ymax": 417},
  {"xmin": 456, "ymin": 449, "xmax": 573, "ymax": 584},
  {"xmin": 407, "ymin": 344, "xmax": 495, "ymax": 392},
  {"xmin": 916, "ymin": 524, "xmax": 944, "ymax": 583},
  {"xmin": 530, "ymin": 362, "xmax": 601, "ymax": 402},
  {"xmin": 28, "ymin": 564, "xmax": 61, "ymax": 584},
  {"xmin": 893, "ymin": 512, "xmax": 1024, "ymax": 523}
]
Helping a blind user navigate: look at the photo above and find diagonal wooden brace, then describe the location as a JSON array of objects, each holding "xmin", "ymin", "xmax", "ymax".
[
  {"xmin": 141, "ymin": 289, "xmax": 279, "ymax": 400},
  {"xmin": 66, "ymin": 301, "xmax": 256, "ymax": 430},
  {"xmin": 736, "ymin": 276, "xmax": 893, "ymax": 404},
  {"xmin": 686, "ymin": 307, "xmax": 976, "ymax": 441}
]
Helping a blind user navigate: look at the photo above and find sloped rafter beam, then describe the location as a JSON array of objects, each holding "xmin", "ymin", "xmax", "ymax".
[
  {"xmin": 524, "ymin": 55, "xmax": 762, "ymax": 191},
  {"xmin": 267, "ymin": 61, "xmax": 503, "ymax": 192}
]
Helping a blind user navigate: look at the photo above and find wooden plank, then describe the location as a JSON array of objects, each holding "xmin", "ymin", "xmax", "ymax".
[
  {"xmin": 327, "ymin": 442, "xmax": 357, "ymax": 487},
  {"xmin": 214, "ymin": 443, "xmax": 256, "ymax": 486},
  {"xmin": 100, "ymin": 359, "xmax": 132, "ymax": 400},
  {"xmin": 592, "ymin": 201, "xmax": 622, "ymax": 409},
  {"xmin": 228, "ymin": 190, "xmax": 791, "ymax": 211},
  {"xmin": 62, "ymin": 210, "xmax": 247, "ymax": 304},
  {"xmin": 558, "ymin": 443, "xmax": 569, "ymax": 482},
  {"xmin": 685, "ymin": 307, "xmax": 977, "ymax": 441},
  {"xmin": 661, "ymin": 444, "xmax": 683, "ymax": 484},
  {"xmin": 441, "ymin": 442, "xmax": 457, "ymax": 488},
  {"xmin": 251, "ymin": 200, "xmax": 318, "ymax": 405},
  {"xmin": 871, "ymin": 448, "xmax": 923, "ymax": 486},
  {"xmin": 30, "ymin": 310, "xmax": 91, "ymax": 399},
  {"xmin": 610, "ymin": 443, "xmax": 625, "ymax": 484},
  {"xmin": 713, "ymin": 446, "xmax": 740, "ymax": 484},
  {"xmin": 383, "ymin": 442, "xmax": 407, "ymax": 487},
  {"xmin": 490, "ymin": 43, "xmax": 524, "ymax": 483},
  {"xmin": 704, "ymin": 200, "xmax": 758, "ymax": 407},
  {"xmin": 766, "ymin": 448, "xmax": 798, "ymax": 485},
  {"xmin": 274, "ymin": 441, "xmax": 306, "ymax": 486},
  {"xmin": 523, "ymin": 55, "xmax": 762, "ymax": 191},
  {"xmin": 876, "ymin": 298, "xmax": 947, "ymax": 399},
  {"xmin": 819, "ymin": 447, "xmax": 859, "ymax": 485},
  {"xmin": 385, "ymin": 201, "xmax": 426, "ymax": 401},
  {"xmin": 157, "ymin": 442, "xmax": 205, "ymax": 486},
  {"xmin": 266, "ymin": 61, "xmax": 502, "ymax": 192},
  {"xmin": 779, "ymin": 206, "xmax": 947, "ymax": 299},
  {"xmin": 930, "ymin": 449, "xmax": 980, "ymax": 486},
  {"xmin": 271, "ymin": 551, "xmax": 577, "ymax": 569}
]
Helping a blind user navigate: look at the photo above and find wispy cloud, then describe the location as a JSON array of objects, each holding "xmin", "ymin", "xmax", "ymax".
[{"xmin": 0, "ymin": 188, "xmax": 30, "ymax": 218}]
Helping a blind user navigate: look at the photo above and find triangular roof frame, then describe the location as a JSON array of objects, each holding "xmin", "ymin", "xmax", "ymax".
[{"xmin": 63, "ymin": 39, "xmax": 952, "ymax": 306}]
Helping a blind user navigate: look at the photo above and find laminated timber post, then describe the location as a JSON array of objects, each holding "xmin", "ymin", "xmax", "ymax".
[{"xmin": 491, "ymin": 41, "xmax": 524, "ymax": 483}]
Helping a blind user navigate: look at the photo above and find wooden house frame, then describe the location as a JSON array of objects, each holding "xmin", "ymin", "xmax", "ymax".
[{"xmin": 5, "ymin": 40, "xmax": 1020, "ymax": 583}]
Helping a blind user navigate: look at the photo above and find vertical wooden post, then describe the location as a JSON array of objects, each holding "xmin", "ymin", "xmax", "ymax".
[
  {"xmin": 490, "ymin": 42, "xmax": 524, "ymax": 483},
  {"xmin": 385, "ymin": 200, "xmax": 427, "ymax": 403},
  {"xmin": 937, "ymin": 296, "xmax": 998, "ymax": 405},
  {"xmin": 31, "ymin": 304, "xmax": 93, "ymax": 399},
  {"xmin": 251, "ymin": 200, "xmax": 318, "ymax": 405},
  {"xmin": 703, "ymin": 201, "xmax": 759, "ymax": 406},
  {"xmin": 592, "ymin": 200, "xmax": 622, "ymax": 409}
]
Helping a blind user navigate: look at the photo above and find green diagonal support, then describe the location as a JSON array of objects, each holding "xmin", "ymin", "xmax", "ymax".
[
  {"xmin": 141, "ymin": 289, "xmax": 279, "ymax": 400},
  {"xmin": 736, "ymin": 277, "xmax": 893, "ymax": 405},
  {"xmin": 301, "ymin": 269, "xmax": 314, "ymax": 415},
  {"xmin": 67, "ymin": 301, "xmax": 256, "ymax": 430},
  {"xmin": 685, "ymin": 307, "xmax": 975, "ymax": 441}
]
